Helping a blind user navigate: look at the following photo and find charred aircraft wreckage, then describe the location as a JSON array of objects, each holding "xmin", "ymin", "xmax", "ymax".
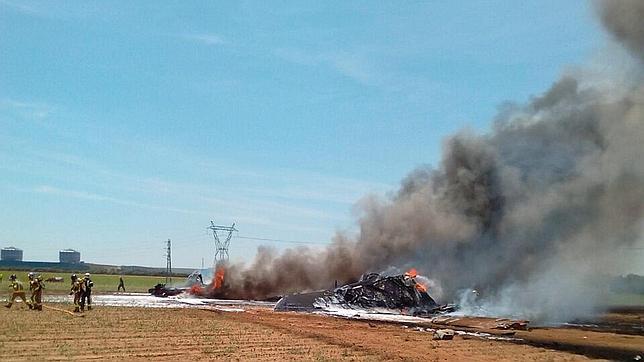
[
  {"xmin": 149, "ymin": 268, "xmax": 456, "ymax": 316},
  {"xmin": 275, "ymin": 269, "xmax": 456, "ymax": 316},
  {"xmin": 148, "ymin": 271, "xmax": 204, "ymax": 297}
]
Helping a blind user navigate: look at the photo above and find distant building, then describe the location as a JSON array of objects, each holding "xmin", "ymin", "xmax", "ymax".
[
  {"xmin": 59, "ymin": 249, "xmax": 81, "ymax": 264},
  {"xmin": 1, "ymin": 246, "xmax": 24, "ymax": 261}
]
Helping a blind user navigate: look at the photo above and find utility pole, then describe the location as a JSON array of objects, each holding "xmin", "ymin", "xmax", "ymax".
[
  {"xmin": 165, "ymin": 238, "xmax": 172, "ymax": 284},
  {"xmin": 208, "ymin": 221, "xmax": 238, "ymax": 265}
]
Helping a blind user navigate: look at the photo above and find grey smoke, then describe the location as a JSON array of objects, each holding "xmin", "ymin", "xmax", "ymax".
[
  {"xmin": 598, "ymin": 0, "xmax": 644, "ymax": 62},
  {"xmin": 220, "ymin": 1, "xmax": 644, "ymax": 323}
]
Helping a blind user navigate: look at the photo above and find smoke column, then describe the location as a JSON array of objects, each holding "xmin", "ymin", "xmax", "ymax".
[{"xmin": 221, "ymin": 1, "xmax": 644, "ymax": 323}]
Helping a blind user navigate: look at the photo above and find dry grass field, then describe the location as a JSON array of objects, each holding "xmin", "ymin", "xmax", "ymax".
[{"xmin": 4, "ymin": 304, "xmax": 639, "ymax": 361}]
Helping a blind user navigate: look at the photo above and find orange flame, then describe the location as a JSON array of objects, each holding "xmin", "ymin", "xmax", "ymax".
[
  {"xmin": 405, "ymin": 268, "xmax": 429, "ymax": 293},
  {"xmin": 189, "ymin": 284, "xmax": 204, "ymax": 295},
  {"xmin": 415, "ymin": 282, "xmax": 428, "ymax": 293},
  {"xmin": 213, "ymin": 267, "xmax": 225, "ymax": 290},
  {"xmin": 404, "ymin": 268, "xmax": 418, "ymax": 279}
]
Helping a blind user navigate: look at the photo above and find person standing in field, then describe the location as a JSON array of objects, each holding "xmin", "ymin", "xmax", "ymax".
[
  {"xmin": 5, "ymin": 274, "xmax": 32, "ymax": 309},
  {"xmin": 80, "ymin": 273, "xmax": 94, "ymax": 311},
  {"xmin": 117, "ymin": 276, "xmax": 125, "ymax": 292},
  {"xmin": 70, "ymin": 274, "xmax": 84, "ymax": 312},
  {"xmin": 28, "ymin": 272, "xmax": 44, "ymax": 311}
]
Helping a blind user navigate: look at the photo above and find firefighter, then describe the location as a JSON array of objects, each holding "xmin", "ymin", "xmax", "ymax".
[
  {"xmin": 80, "ymin": 272, "xmax": 94, "ymax": 311},
  {"xmin": 5, "ymin": 274, "xmax": 32, "ymax": 309},
  {"xmin": 28, "ymin": 272, "xmax": 44, "ymax": 311},
  {"xmin": 70, "ymin": 274, "xmax": 84, "ymax": 312}
]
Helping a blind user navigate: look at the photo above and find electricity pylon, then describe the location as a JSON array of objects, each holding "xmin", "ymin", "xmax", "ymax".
[{"xmin": 208, "ymin": 221, "xmax": 237, "ymax": 265}]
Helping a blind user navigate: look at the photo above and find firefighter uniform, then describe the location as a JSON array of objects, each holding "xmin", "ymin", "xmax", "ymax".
[
  {"xmin": 80, "ymin": 273, "xmax": 94, "ymax": 311},
  {"xmin": 70, "ymin": 274, "xmax": 84, "ymax": 313},
  {"xmin": 28, "ymin": 272, "xmax": 44, "ymax": 311},
  {"xmin": 5, "ymin": 275, "xmax": 32, "ymax": 309}
]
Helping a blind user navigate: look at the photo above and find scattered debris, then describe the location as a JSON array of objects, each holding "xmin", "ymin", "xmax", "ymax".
[
  {"xmin": 149, "ymin": 270, "xmax": 210, "ymax": 298},
  {"xmin": 433, "ymin": 329, "xmax": 455, "ymax": 340},
  {"xmin": 493, "ymin": 319, "xmax": 529, "ymax": 330},
  {"xmin": 148, "ymin": 283, "xmax": 185, "ymax": 297},
  {"xmin": 274, "ymin": 290, "xmax": 334, "ymax": 312},
  {"xmin": 454, "ymin": 330, "xmax": 521, "ymax": 342},
  {"xmin": 275, "ymin": 271, "xmax": 455, "ymax": 316},
  {"xmin": 431, "ymin": 315, "xmax": 529, "ymax": 331}
]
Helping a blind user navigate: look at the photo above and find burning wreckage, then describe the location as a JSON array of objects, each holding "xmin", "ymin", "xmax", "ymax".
[
  {"xmin": 148, "ymin": 268, "xmax": 225, "ymax": 298},
  {"xmin": 147, "ymin": 267, "xmax": 530, "ymax": 331},
  {"xmin": 149, "ymin": 267, "xmax": 455, "ymax": 316},
  {"xmin": 148, "ymin": 270, "xmax": 206, "ymax": 297},
  {"xmin": 275, "ymin": 269, "xmax": 456, "ymax": 316}
]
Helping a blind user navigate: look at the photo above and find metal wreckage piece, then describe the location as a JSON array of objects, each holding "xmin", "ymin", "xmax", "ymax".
[
  {"xmin": 275, "ymin": 272, "xmax": 456, "ymax": 316},
  {"xmin": 148, "ymin": 283, "xmax": 185, "ymax": 297},
  {"xmin": 148, "ymin": 271, "xmax": 205, "ymax": 297}
]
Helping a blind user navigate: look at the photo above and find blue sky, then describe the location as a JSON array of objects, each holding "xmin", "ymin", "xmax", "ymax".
[{"xmin": 0, "ymin": 1, "xmax": 604, "ymax": 268}]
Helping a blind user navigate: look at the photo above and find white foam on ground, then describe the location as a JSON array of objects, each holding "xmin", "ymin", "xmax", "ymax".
[
  {"xmin": 313, "ymin": 303, "xmax": 523, "ymax": 342},
  {"xmin": 313, "ymin": 303, "xmax": 436, "ymax": 324},
  {"xmin": 40, "ymin": 293, "xmax": 273, "ymax": 310}
]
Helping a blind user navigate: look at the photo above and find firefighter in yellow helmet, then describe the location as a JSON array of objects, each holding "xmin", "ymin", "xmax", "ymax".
[
  {"xmin": 5, "ymin": 274, "xmax": 32, "ymax": 309},
  {"xmin": 70, "ymin": 274, "xmax": 84, "ymax": 313},
  {"xmin": 28, "ymin": 272, "xmax": 44, "ymax": 311}
]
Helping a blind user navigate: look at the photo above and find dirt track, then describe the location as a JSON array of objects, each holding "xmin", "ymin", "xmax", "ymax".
[{"xmin": 2, "ymin": 304, "xmax": 642, "ymax": 361}]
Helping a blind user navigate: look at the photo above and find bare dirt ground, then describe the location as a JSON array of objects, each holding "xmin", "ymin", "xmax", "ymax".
[{"xmin": 1, "ymin": 304, "xmax": 641, "ymax": 361}]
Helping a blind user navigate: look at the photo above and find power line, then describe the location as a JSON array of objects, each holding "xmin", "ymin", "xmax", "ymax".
[{"xmin": 236, "ymin": 235, "xmax": 328, "ymax": 245}]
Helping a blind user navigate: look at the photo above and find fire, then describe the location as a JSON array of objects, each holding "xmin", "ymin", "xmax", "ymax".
[
  {"xmin": 404, "ymin": 268, "xmax": 429, "ymax": 293},
  {"xmin": 214, "ymin": 266, "xmax": 225, "ymax": 290},
  {"xmin": 404, "ymin": 268, "xmax": 418, "ymax": 279},
  {"xmin": 189, "ymin": 266, "xmax": 225, "ymax": 297},
  {"xmin": 189, "ymin": 284, "xmax": 204, "ymax": 295}
]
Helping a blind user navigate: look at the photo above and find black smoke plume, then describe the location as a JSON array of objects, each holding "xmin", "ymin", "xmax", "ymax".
[{"xmin": 219, "ymin": 1, "xmax": 644, "ymax": 322}]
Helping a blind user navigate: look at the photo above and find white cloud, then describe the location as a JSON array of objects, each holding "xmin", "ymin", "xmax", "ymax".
[
  {"xmin": 181, "ymin": 33, "xmax": 226, "ymax": 46},
  {"xmin": 0, "ymin": 99, "xmax": 54, "ymax": 121},
  {"xmin": 0, "ymin": 0, "xmax": 99, "ymax": 20},
  {"xmin": 5, "ymin": 143, "xmax": 392, "ymax": 245},
  {"xmin": 31, "ymin": 185, "xmax": 202, "ymax": 216},
  {"xmin": 326, "ymin": 51, "xmax": 376, "ymax": 84},
  {"xmin": 274, "ymin": 48, "xmax": 380, "ymax": 86},
  {"xmin": 0, "ymin": 0, "xmax": 42, "ymax": 16}
]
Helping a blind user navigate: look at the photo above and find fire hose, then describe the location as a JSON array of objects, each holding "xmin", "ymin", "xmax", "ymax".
[{"xmin": 42, "ymin": 305, "xmax": 85, "ymax": 317}]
